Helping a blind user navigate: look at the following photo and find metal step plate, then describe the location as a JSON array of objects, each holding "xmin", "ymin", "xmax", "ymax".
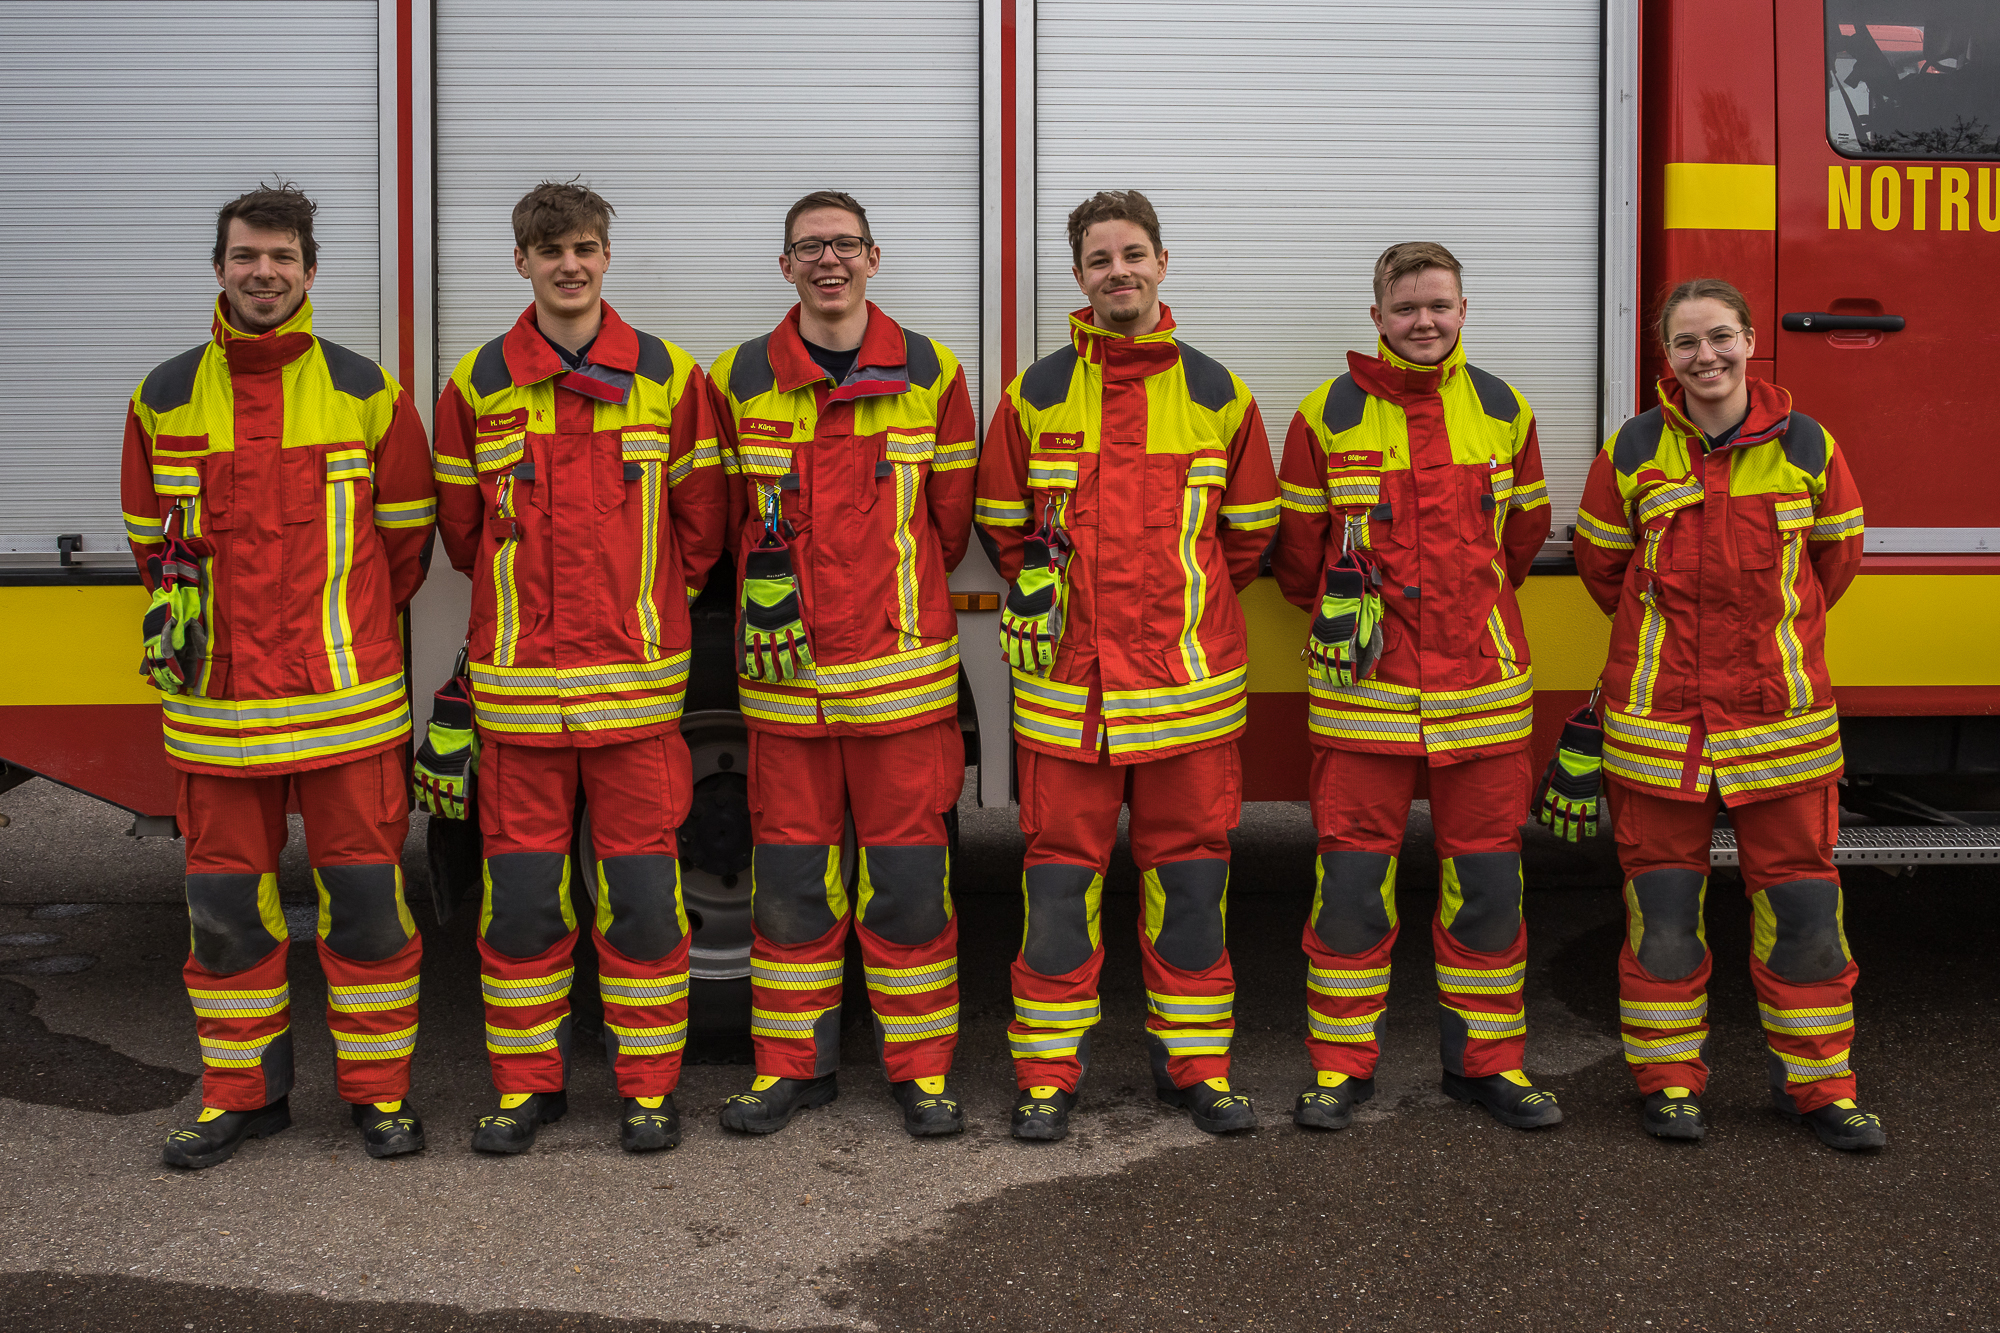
[{"xmin": 1712, "ymin": 825, "xmax": 2000, "ymax": 867}]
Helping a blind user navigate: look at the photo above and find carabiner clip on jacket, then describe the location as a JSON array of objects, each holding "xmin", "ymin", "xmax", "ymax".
[
  {"xmin": 1001, "ymin": 496, "xmax": 1070, "ymax": 675},
  {"xmin": 740, "ymin": 482, "xmax": 812, "ymax": 682}
]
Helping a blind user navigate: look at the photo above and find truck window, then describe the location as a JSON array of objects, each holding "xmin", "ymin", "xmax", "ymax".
[{"xmin": 1827, "ymin": 0, "xmax": 2000, "ymax": 157}]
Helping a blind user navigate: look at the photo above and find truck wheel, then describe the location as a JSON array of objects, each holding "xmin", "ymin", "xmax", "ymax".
[{"xmin": 676, "ymin": 710, "xmax": 757, "ymax": 1062}]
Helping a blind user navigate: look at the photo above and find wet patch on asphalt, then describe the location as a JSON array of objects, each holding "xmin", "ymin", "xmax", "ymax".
[{"xmin": 0, "ymin": 974, "xmax": 195, "ymax": 1114}]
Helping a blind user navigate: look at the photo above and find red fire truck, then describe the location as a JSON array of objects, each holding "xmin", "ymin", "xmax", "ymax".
[{"xmin": 3, "ymin": 1, "xmax": 1995, "ymax": 1013}]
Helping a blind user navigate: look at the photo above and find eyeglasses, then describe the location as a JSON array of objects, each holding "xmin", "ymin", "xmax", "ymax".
[
  {"xmin": 785, "ymin": 235, "xmax": 870, "ymax": 261},
  {"xmin": 1668, "ymin": 327, "xmax": 1744, "ymax": 359}
]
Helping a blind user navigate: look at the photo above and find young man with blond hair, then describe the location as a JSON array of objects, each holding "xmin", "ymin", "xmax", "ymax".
[
  {"xmin": 1273, "ymin": 242, "xmax": 1558, "ymax": 1131},
  {"xmin": 430, "ymin": 181, "xmax": 726, "ymax": 1154}
]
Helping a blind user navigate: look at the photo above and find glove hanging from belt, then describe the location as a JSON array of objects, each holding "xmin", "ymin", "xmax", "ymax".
[
  {"xmin": 412, "ymin": 670, "xmax": 477, "ymax": 822},
  {"xmin": 1304, "ymin": 547, "xmax": 1384, "ymax": 686},
  {"xmin": 740, "ymin": 531, "xmax": 813, "ymax": 682},
  {"xmin": 1536, "ymin": 701, "xmax": 1605, "ymax": 842},
  {"xmin": 1001, "ymin": 523, "xmax": 1067, "ymax": 675},
  {"xmin": 138, "ymin": 515, "xmax": 208, "ymax": 695}
]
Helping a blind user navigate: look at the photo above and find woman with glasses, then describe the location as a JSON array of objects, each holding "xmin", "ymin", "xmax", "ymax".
[{"xmin": 1572, "ymin": 278, "xmax": 1881, "ymax": 1151}]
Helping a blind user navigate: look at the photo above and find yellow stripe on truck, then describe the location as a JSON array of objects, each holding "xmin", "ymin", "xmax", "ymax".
[
  {"xmin": 1663, "ymin": 163, "xmax": 1777, "ymax": 231},
  {"xmin": 1, "ymin": 586, "xmax": 159, "ymax": 705}
]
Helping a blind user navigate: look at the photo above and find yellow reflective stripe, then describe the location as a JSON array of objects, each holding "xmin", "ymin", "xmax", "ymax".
[
  {"xmin": 878, "ymin": 1004, "xmax": 960, "ymax": 1039},
  {"xmin": 975, "ymin": 497, "xmax": 1031, "ymax": 525},
  {"xmin": 1713, "ymin": 737, "xmax": 1843, "ymax": 798},
  {"xmin": 1014, "ymin": 706, "xmax": 1086, "ymax": 747},
  {"xmin": 1280, "ymin": 479, "xmax": 1329, "ymax": 513},
  {"xmin": 471, "ymin": 654, "xmax": 692, "ymax": 695},
  {"xmin": 1308, "ymin": 707, "xmax": 1424, "ymax": 744},
  {"xmin": 735, "ymin": 442, "xmax": 792, "ymax": 475},
  {"xmin": 375, "ymin": 497, "xmax": 436, "ymax": 529},
  {"xmin": 1012, "ymin": 671, "xmax": 1089, "ymax": 710},
  {"xmin": 1102, "ymin": 666, "xmax": 1247, "ymax": 719},
  {"xmin": 164, "ymin": 702, "xmax": 411, "ymax": 768},
  {"xmin": 161, "ymin": 673, "xmax": 406, "ymax": 729},
  {"xmin": 492, "ymin": 503, "xmax": 520, "ymax": 667},
  {"xmin": 324, "ymin": 448, "xmax": 371, "ymax": 482},
  {"xmin": 1436, "ymin": 963, "xmax": 1526, "ymax": 994},
  {"xmin": 750, "ymin": 959, "xmax": 846, "ymax": 989},
  {"xmin": 1425, "ymin": 706, "xmax": 1533, "ymax": 753},
  {"xmin": 485, "ymin": 1015, "xmax": 564, "ymax": 1053},
  {"xmin": 1443, "ymin": 1004, "xmax": 1527, "ymax": 1038},
  {"xmin": 1146, "ymin": 990, "xmax": 1234, "ymax": 1019},
  {"xmin": 605, "ymin": 1020, "xmax": 688, "ymax": 1052},
  {"xmin": 885, "ymin": 428, "xmax": 937, "ymax": 461},
  {"xmin": 739, "ymin": 685, "xmax": 821, "ymax": 725},
  {"xmin": 1419, "ymin": 672, "xmax": 1534, "ymax": 720},
  {"xmin": 751, "ymin": 1004, "xmax": 836, "ymax": 1037},
  {"xmin": 618, "ymin": 426, "xmax": 671, "ymax": 462},
  {"xmin": 1620, "ymin": 996, "xmax": 1708, "ymax": 1028},
  {"xmin": 1810, "ymin": 507, "xmax": 1864, "ymax": 541},
  {"xmin": 1175, "ymin": 485, "xmax": 1212, "ymax": 682},
  {"xmin": 1604, "ymin": 709, "xmax": 1693, "ymax": 749},
  {"xmin": 1106, "ymin": 693, "xmax": 1246, "ymax": 757},
  {"xmin": 320, "ymin": 466, "xmax": 359, "ymax": 689},
  {"xmin": 1604, "ymin": 743, "xmax": 1698, "ymax": 789},
  {"xmin": 1013, "ymin": 996, "xmax": 1101, "ymax": 1028},
  {"xmin": 200, "ymin": 1026, "xmax": 289, "ymax": 1066},
  {"xmin": 481, "ymin": 968, "xmax": 576, "ymax": 1007},
  {"xmin": 188, "ymin": 983, "xmax": 290, "ymax": 1018},
  {"xmin": 1635, "ymin": 480, "xmax": 1704, "ymax": 525},
  {"xmin": 152, "ymin": 464, "xmax": 201, "ymax": 495},
  {"xmin": 820, "ymin": 676, "xmax": 959, "ymax": 726},
  {"xmin": 124, "ymin": 511, "xmax": 167, "ymax": 543},
  {"xmin": 1219, "ymin": 501, "xmax": 1279, "ymax": 529},
  {"xmin": 1758, "ymin": 1002, "xmax": 1854, "ymax": 1036},
  {"xmin": 635, "ymin": 461, "xmax": 664, "ymax": 651},
  {"xmin": 863, "ymin": 959, "xmax": 958, "ymax": 995},
  {"xmin": 1009, "ymin": 1028, "xmax": 1085, "ymax": 1059},
  {"xmin": 1307, "ymin": 965, "xmax": 1390, "ymax": 997},
  {"xmin": 1774, "ymin": 496, "xmax": 1816, "ymax": 530},
  {"xmin": 1324, "ymin": 476, "xmax": 1380, "ymax": 506},
  {"xmin": 473, "ymin": 432, "xmax": 526, "ymax": 470},
  {"xmin": 1770, "ymin": 1046, "xmax": 1851, "ymax": 1080},
  {"xmin": 891, "ymin": 459, "xmax": 922, "ymax": 652},
  {"xmin": 932, "ymin": 439, "xmax": 979, "ymax": 470},
  {"xmin": 327, "ymin": 979, "xmax": 419, "ymax": 1013},
  {"xmin": 1629, "ymin": 547, "xmax": 1668, "ymax": 714},
  {"xmin": 1311, "ymin": 676, "xmax": 1420, "ymax": 710},
  {"xmin": 599, "ymin": 973, "xmax": 689, "ymax": 1006},
  {"xmin": 1508, "ymin": 478, "xmax": 1550, "ymax": 511},
  {"xmin": 1774, "ymin": 534, "xmax": 1813, "ymax": 710},
  {"xmin": 1623, "ymin": 1031, "xmax": 1707, "ymax": 1061},
  {"xmin": 814, "ymin": 639, "xmax": 959, "ymax": 693},
  {"xmin": 1150, "ymin": 1027, "xmax": 1234, "ymax": 1054},
  {"xmin": 1307, "ymin": 1007, "xmax": 1382, "ymax": 1043},
  {"xmin": 434, "ymin": 454, "xmax": 478, "ymax": 485},
  {"xmin": 1028, "ymin": 458, "xmax": 1080, "ymax": 487},
  {"xmin": 1705, "ymin": 707, "xmax": 1838, "ymax": 758},
  {"xmin": 331, "ymin": 1022, "xmax": 417, "ymax": 1060}
]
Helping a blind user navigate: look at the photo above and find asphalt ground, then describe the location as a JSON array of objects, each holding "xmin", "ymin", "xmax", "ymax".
[{"xmin": 0, "ymin": 775, "xmax": 1994, "ymax": 1333}]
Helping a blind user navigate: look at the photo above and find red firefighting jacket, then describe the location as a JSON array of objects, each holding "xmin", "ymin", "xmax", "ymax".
[
  {"xmin": 1272, "ymin": 339, "xmax": 1551, "ymax": 764},
  {"xmin": 120, "ymin": 298, "xmax": 435, "ymax": 777},
  {"xmin": 1574, "ymin": 378, "xmax": 1865, "ymax": 804},
  {"xmin": 710, "ymin": 304, "xmax": 977, "ymax": 738},
  {"xmin": 975, "ymin": 306, "xmax": 1280, "ymax": 765},
  {"xmin": 434, "ymin": 303, "xmax": 726, "ymax": 748}
]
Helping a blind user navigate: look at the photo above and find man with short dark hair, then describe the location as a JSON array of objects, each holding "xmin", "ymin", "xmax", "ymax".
[
  {"xmin": 709, "ymin": 189, "xmax": 978, "ymax": 1138},
  {"xmin": 123, "ymin": 183, "xmax": 437, "ymax": 1169},
  {"xmin": 975, "ymin": 189, "xmax": 1280, "ymax": 1141},
  {"xmin": 430, "ymin": 180, "xmax": 727, "ymax": 1154},
  {"xmin": 1272, "ymin": 241, "xmax": 1558, "ymax": 1132}
]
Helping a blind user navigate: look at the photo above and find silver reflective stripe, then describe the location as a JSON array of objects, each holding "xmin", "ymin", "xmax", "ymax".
[
  {"xmin": 1435, "ymin": 966, "xmax": 1526, "ymax": 993},
  {"xmin": 333, "ymin": 1028, "xmax": 417, "ymax": 1055},
  {"xmin": 1307, "ymin": 1009, "xmax": 1380, "ymax": 1041},
  {"xmin": 485, "ymin": 1026, "xmax": 560, "ymax": 1049},
  {"xmin": 879, "ymin": 1006, "xmax": 959, "ymax": 1038},
  {"xmin": 600, "ymin": 974, "xmax": 690, "ymax": 1005},
  {"xmin": 191, "ymin": 988, "xmax": 291, "ymax": 1012},
  {"xmin": 751, "ymin": 960, "xmax": 845, "ymax": 987},
  {"xmin": 751, "ymin": 1011, "xmax": 824, "ymax": 1034},
  {"xmin": 1619, "ymin": 999, "xmax": 1708, "ymax": 1026},
  {"xmin": 1625, "ymin": 1032, "xmax": 1707, "ymax": 1060},
  {"xmin": 1459, "ymin": 1010, "xmax": 1527, "ymax": 1035},
  {"xmin": 865, "ymin": 961, "xmax": 959, "ymax": 991},
  {"xmin": 330, "ymin": 981, "xmax": 418, "ymax": 1007},
  {"xmin": 1153, "ymin": 1028, "xmax": 1234, "ymax": 1051},
  {"xmin": 1007, "ymin": 1031, "xmax": 1082, "ymax": 1056},
  {"xmin": 1307, "ymin": 970, "xmax": 1388, "ymax": 994},
  {"xmin": 1147, "ymin": 995, "xmax": 1234, "ymax": 1018},
  {"xmin": 1759, "ymin": 1007, "xmax": 1853, "ymax": 1032},
  {"xmin": 161, "ymin": 674, "xmax": 405, "ymax": 725},
  {"xmin": 482, "ymin": 974, "xmax": 574, "ymax": 1004},
  {"xmin": 608, "ymin": 1023, "xmax": 688, "ymax": 1052},
  {"xmin": 167, "ymin": 709, "xmax": 409, "ymax": 761},
  {"xmin": 1013, "ymin": 999, "xmax": 1100, "ymax": 1025}
]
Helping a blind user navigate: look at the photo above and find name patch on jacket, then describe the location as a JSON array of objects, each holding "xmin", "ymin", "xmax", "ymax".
[
  {"xmin": 1328, "ymin": 449, "xmax": 1382, "ymax": 470},
  {"xmin": 1038, "ymin": 431, "xmax": 1086, "ymax": 451},
  {"xmin": 740, "ymin": 418, "xmax": 791, "ymax": 440},
  {"xmin": 476, "ymin": 409, "xmax": 528, "ymax": 434}
]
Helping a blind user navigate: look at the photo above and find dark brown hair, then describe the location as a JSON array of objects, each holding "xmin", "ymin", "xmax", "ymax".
[
  {"xmin": 1067, "ymin": 190, "xmax": 1162, "ymax": 265},
  {"xmin": 1372, "ymin": 241, "xmax": 1462, "ymax": 304},
  {"xmin": 1655, "ymin": 277, "xmax": 1754, "ymax": 347},
  {"xmin": 213, "ymin": 183, "xmax": 318, "ymax": 269},
  {"xmin": 512, "ymin": 179, "xmax": 615, "ymax": 251},
  {"xmin": 784, "ymin": 190, "xmax": 872, "ymax": 248}
]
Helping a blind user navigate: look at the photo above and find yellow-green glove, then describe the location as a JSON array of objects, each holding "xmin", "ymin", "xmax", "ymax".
[
  {"xmin": 1536, "ymin": 705, "xmax": 1604, "ymax": 842},
  {"xmin": 740, "ymin": 538, "xmax": 813, "ymax": 682},
  {"xmin": 413, "ymin": 676, "xmax": 477, "ymax": 821},
  {"xmin": 139, "ymin": 537, "xmax": 207, "ymax": 695},
  {"xmin": 1001, "ymin": 531, "xmax": 1065, "ymax": 674},
  {"xmin": 1304, "ymin": 550, "xmax": 1384, "ymax": 685}
]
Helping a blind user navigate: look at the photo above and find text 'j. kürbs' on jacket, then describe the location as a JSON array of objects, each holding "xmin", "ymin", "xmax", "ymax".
[
  {"xmin": 709, "ymin": 303, "xmax": 978, "ymax": 738},
  {"xmin": 121, "ymin": 297, "xmax": 437, "ymax": 776},
  {"xmin": 974, "ymin": 305, "xmax": 1280, "ymax": 766},
  {"xmin": 1574, "ymin": 377, "xmax": 1865, "ymax": 805},
  {"xmin": 433, "ymin": 302, "xmax": 727, "ymax": 748},
  {"xmin": 1272, "ymin": 339, "xmax": 1552, "ymax": 766}
]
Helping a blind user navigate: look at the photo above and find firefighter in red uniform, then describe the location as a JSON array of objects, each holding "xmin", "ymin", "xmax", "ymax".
[
  {"xmin": 709, "ymin": 191, "xmax": 978, "ymax": 1138},
  {"xmin": 123, "ymin": 185, "xmax": 436, "ymax": 1169},
  {"xmin": 429, "ymin": 182, "xmax": 727, "ymax": 1154},
  {"xmin": 976, "ymin": 191, "xmax": 1280, "ymax": 1141},
  {"xmin": 1573, "ymin": 279, "xmax": 1882, "ymax": 1150},
  {"xmin": 1273, "ymin": 242, "xmax": 1560, "ymax": 1132}
]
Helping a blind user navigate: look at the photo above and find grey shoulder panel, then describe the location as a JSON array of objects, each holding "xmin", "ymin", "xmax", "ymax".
[
  {"xmin": 1463, "ymin": 364, "xmax": 1520, "ymax": 422},
  {"xmin": 1613, "ymin": 408, "xmax": 1666, "ymax": 476},
  {"xmin": 139, "ymin": 344, "xmax": 210, "ymax": 413},
  {"xmin": 1019, "ymin": 344, "xmax": 1080, "ymax": 412},
  {"xmin": 633, "ymin": 330, "xmax": 673, "ymax": 385},
  {"xmin": 729, "ymin": 333, "xmax": 775, "ymax": 402},
  {"xmin": 1782, "ymin": 411, "xmax": 1828, "ymax": 476},
  {"xmin": 1320, "ymin": 373, "xmax": 1367, "ymax": 435},
  {"xmin": 470, "ymin": 334, "xmax": 513, "ymax": 398},
  {"xmin": 902, "ymin": 329, "xmax": 941, "ymax": 388},
  {"xmin": 1175, "ymin": 340, "xmax": 1237, "ymax": 412},
  {"xmin": 317, "ymin": 337, "xmax": 389, "ymax": 400}
]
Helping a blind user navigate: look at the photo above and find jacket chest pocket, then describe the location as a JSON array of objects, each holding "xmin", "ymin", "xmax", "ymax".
[
  {"xmin": 282, "ymin": 444, "xmax": 370, "ymax": 524},
  {"xmin": 1365, "ymin": 470, "xmax": 1412, "ymax": 549},
  {"xmin": 736, "ymin": 436, "xmax": 795, "ymax": 525},
  {"xmin": 1028, "ymin": 447, "xmax": 1089, "ymax": 525},
  {"xmin": 150, "ymin": 434, "xmax": 216, "ymax": 529},
  {"xmin": 1461, "ymin": 467, "xmax": 1503, "ymax": 549},
  {"xmin": 1729, "ymin": 495, "xmax": 1779, "ymax": 570},
  {"xmin": 877, "ymin": 429, "xmax": 936, "ymax": 516},
  {"xmin": 1143, "ymin": 452, "xmax": 1197, "ymax": 527},
  {"xmin": 612, "ymin": 425, "xmax": 672, "ymax": 515}
]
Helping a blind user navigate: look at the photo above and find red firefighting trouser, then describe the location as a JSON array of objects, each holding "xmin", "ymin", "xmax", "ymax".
[
  {"xmin": 746, "ymin": 717, "xmax": 963, "ymax": 1082},
  {"xmin": 1010, "ymin": 743, "xmax": 1242, "ymax": 1094},
  {"xmin": 1304, "ymin": 746, "xmax": 1532, "ymax": 1080},
  {"xmin": 177, "ymin": 747, "xmax": 419, "ymax": 1111},
  {"xmin": 1607, "ymin": 779, "xmax": 1857, "ymax": 1112},
  {"xmin": 477, "ymin": 733, "xmax": 691, "ymax": 1098}
]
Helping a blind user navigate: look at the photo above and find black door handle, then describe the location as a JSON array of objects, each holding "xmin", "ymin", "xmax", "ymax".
[{"xmin": 1781, "ymin": 312, "xmax": 1906, "ymax": 332}]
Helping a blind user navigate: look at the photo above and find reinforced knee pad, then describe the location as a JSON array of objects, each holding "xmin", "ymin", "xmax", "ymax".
[
  {"xmin": 752, "ymin": 844, "xmax": 846, "ymax": 946},
  {"xmin": 1440, "ymin": 852, "xmax": 1523, "ymax": 954},
  {"xmin": 313, "ymin": 864, "xmax": 415, "ymax": 962},
  {"xmin": 593, "ymin": 855, "xmax": 686, "ymax": 961},
  {"xmin": 1625, "ymin": 868, "xmax": 1708, "ymax": 981},
  {"xmin": 856, "ymin": 845, "xmax": 951, "ymax": 946},
  {"xmin": 1144, "ymin": 858, "xmax": 1229, "ymax": 973},
  {"xmin": 1020, "ymin": 863, "xmax": 1102, "ymax": 976},
  {"xmin": 1312, "ymin": 851, "xmax": 1398, "ymax": 954},
  {"xmin": 480, "ymin": 852, "xmax": 575, "ymax": 958},
  {"xmin": 185, "ymin": 872, "xmax": 285, "ymax": 974},
  {"xmin": 1754, "ymin": 879, "xmax": 1850, "ymax": 983}
]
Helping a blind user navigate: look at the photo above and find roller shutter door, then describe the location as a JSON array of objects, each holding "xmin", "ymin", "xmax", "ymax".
[
  {"xmin": 435, "ymin": 1, "xmax": 982, "ymax": 407},
  {"xmin": 0, "ymin": 2, "xmax": 381, "ymax": 557},
  {"xmin": 1036, "ymin": 0, "xmax": 1602, "ymax": 527}
]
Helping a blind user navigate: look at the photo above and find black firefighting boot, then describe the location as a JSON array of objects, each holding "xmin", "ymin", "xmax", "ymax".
[
  {"xmin": 892, "ymin": 1075, "xmax": 966, "ymax": 1138},
  {"xmin": 1641, "ymin": 1087, "xmax": 1706, "ymax": 1141},
  {"xmin": 470, "ymin": 1090, "xmax": 568, "ymax": 1155},
  {"xmin": 162, "ymin": 1097, "xmax": 292, "ymax": 1170},
  {"xmin": 1774, "ymin": 1088, "xmax": 1886, "ymax": 1151},
  {"xmin": 350, "ymin": 1100, "xmax": 426, "ymax": 1158},
  {"xmin": 719, "ymin": 1074, "xmax": 838, "ymax": 1135},
  {"xmin": 1159, "ymin": 1077, "xmax": 1259, "ymax": 1135},
  {"xmin": 1294, "ymin": 1071, "xmax": 1375, "ymax": 1131},
  {"xmin": 1011, "ymin": 1084, "xmax": 1077, "ymax": 1142},
  {"xmin": 621, "ymin": 1094, "xmax": 682, "ymax": 1152},
  {"xmin": 1442, "ymin": 1069, "xmax": 1563, "ymax": 1129}
]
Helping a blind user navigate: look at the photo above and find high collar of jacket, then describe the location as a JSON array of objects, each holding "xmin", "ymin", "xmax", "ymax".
[
  {"xmin": 769, "ymin": 301, "xmax": 908, "ymax": 395},
  {"xmin": 500, "ymin": 300, "xmax": 640, "ymax": 386},
  {"xmin": 1655, "ymin": 375, "xmax": 1793, "ymax": 451},
  {"xmin": 211, "ymin": 296, "xmax": 316, "ymax": 373},
  {"xmin": 1346, "ymin": 337, "xmax": 1466, "ymax": 404},
  {"xmin": 1068, "ymin": 304, "xmax": 1182, "ymax": 381}
]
